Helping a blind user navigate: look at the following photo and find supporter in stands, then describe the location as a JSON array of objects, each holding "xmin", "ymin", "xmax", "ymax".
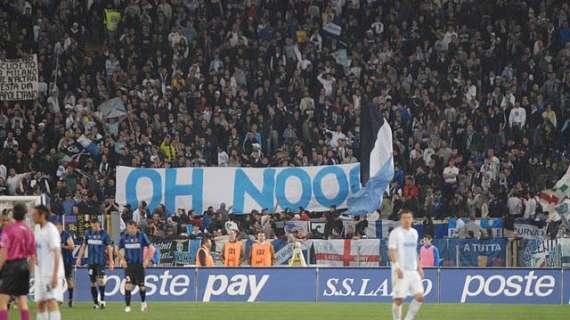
[
  {"xmin": 459, "ymin": 215, "xmax": 487, "ymax": 240},
  {"xmin": 419, "ymin": 235, "xmax": 440, "ymax": 268}
]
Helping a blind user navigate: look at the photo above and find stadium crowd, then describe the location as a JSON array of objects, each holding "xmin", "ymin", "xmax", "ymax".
[{"xmin": 1, "ymin": 0, "xmax": 570, "ymax": 240}]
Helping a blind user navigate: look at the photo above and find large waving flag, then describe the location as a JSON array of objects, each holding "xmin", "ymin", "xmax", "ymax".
[
  {"xmin": 347, "ymin": 103, "xmax": 394, "ymax": 215},
  {"xmin": 539, "ymin": 165, "xmax": 570, "ymax": 206}
]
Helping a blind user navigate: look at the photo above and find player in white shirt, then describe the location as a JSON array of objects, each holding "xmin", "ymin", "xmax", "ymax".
[
  {"xmin": 388, "ymin": 209, "xmax": 424, "ymax": 320},
  {"xmin": 31, "ymin": 205, "xmax": 65, "ymax": 320}
]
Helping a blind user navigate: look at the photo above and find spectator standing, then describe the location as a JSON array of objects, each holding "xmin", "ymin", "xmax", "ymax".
[
  {"xmin": 419, "ymin": 235, "xmax": 440, "ymax": 268},
  {"xmin": 195, "ymin": 237, "xmax": 214, "ymax": 267},
  {"xmin": 132, "ymin": 202, "xmax": 148, "ymax": 226},
  {"xmin": 221, "ymin": 230, "xmax": 243, "ymax": 267},
  {"xmin": 250, "ymin": 232, "xmax": 274, "ymax": 267}
]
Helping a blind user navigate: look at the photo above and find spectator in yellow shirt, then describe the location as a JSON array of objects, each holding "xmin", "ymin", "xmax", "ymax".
[
  {"xmin": 542, "ymin": 104, "xmax": 557, "ymax": 128},
  {"xmin": 159, "ymin": 135, "xmax": 176, "ymax": 162}
]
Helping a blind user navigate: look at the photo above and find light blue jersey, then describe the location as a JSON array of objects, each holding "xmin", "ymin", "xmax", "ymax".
[{"xmin": 388, "ymin": 226, "xmax": 419, "ymax": 271}]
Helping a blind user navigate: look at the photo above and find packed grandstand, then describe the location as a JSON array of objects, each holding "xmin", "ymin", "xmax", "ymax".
[{"xmin": 1, "ymin": 0, "xmax": 570, "ymax": 270}]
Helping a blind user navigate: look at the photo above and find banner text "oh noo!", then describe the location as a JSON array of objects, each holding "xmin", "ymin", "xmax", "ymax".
[{"xmin": 116, "ymin": 164, "xmax": 361, "ymax": 214}]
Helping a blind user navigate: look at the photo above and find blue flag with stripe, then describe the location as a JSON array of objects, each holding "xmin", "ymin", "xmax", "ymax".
[{"xmin": 348, "ymin": 103, "xmax": 394, "ymax": 216}]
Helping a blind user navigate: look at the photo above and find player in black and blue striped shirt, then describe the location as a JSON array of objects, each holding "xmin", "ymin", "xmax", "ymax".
[
  {"xmin": 75, "ymin": 219, "xmax": 114, "ymax": 309},
  {"xmin": 118, "ymin": 221, "xmax": 153, "ymax": 313},
  {"xmin": 57, "ymin": 221, "xmax": 75, "ymax": 308}
]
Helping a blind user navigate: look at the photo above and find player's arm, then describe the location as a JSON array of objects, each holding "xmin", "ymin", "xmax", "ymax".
[
  {"xmin": 28, "ymin": 234, "xmax": 36, "ymax": 274},
  {"xmin": 417, "ymin": 257, "xmax": 424, "ymax": 279},
  {"xmin": 144, "ymin": 245, "xmax": 155, "ymax": 267},
  {"xmin": 64, "ymin": 235, "xmax": 75, "ymax": 251},
  {"xmin": 118, "ymin": 237, "xmax": 126, "ymax": 268},
  {"xmin": 270, "ymin": 244, "xmax": 276, "ymax": 266},
  {"xmin": 49, "ymin": 228, "xmax": 62, "ymax": 288},
  {"xmin": 434, "ymin": 246, "xmax": 441, "ymax": 267},
  {"xmin": 104, "ymin": 234, "xmax": 114, "ymax": 270},
  {"xmin": 0, "ymin": 233, "xmax": 9, "ymax": 269},
  {"xmin": 0, "ymin": 246, "xmax": 6, "ymax": 270},
  {"xmin": 248, "ymin": 244, "xmax": 253, "ymax": 265},
  {"xmin": 239, "ymin": 242, "xmax": 246, "ymax": 265},
  {"xmin": 197, "ymin": 248, "xmax": 206, "ymax": 266},
  {"xmin": 220, "ymin": 242, "xmax": 226, "ymax": 262},
  {"xmin": 118, "ymin": 248, "xmax": 127, "ymax": 268},
  {"xmin": 75, "ymin": 235, "xmax": 87, "ymax": 266},
  {"xmin": 142, "ymin": 233, "xmax": 153, "ymax": 267},
  {"xmin": 29, "ymin": 253, "xmax": 36, "ymax": 274},
  {"xmin": 388, "ymin": 232, "xmax": 403, "ymax": 279}
]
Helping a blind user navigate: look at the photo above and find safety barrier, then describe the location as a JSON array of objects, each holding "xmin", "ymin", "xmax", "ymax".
[{"xmin": 61, "ymin": 267, "xmax": 570, "ymax": 304}]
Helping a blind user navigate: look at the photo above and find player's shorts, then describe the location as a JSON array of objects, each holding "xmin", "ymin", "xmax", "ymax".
[
  {"xmin": 125, "ymin": 264, "xmax": 145, "ymax": 287},
  {"xmin": 87, "ymin": 264, "xmax": 106, "ymax": 283},
  {"xmin": 392, "ymin": 269, "xmax": 424, "ymax": 299},
  {"xmin": 34, "ymin": 276, "xmax": 65, "ymax": 303},
  {"xmin": 0, "ymin": 259, "xmax": 30, "ymax": 296},
  {"xmin": 64, "ymin": 263, "xmax": 73, "ymax": 280}
]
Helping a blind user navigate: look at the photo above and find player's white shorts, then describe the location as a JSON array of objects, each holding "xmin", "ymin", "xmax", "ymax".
[
  {"xmin": 392, "ymin": 269, "xmax": 424, "ymax": 299},
  {"xmin": 34, "ymin": 277, "xmax": 66, "ymax": 303}
]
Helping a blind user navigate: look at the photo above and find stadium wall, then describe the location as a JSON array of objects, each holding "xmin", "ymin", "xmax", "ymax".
[{"xmin": 53, "ymin": 267, "xmax": 570, "ymax": 304}]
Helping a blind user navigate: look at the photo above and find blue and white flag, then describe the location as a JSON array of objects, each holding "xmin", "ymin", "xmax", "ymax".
[{"xmin": 347, "ymin": 103, "xmax": 394, "ymax": 215}]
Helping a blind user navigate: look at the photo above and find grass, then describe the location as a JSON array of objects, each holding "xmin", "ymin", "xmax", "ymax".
[{"xmin": 9, "ymin": 302, "xmax": 568, "ymax": 320}]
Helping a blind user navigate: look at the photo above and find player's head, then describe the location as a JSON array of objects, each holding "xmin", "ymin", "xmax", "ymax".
[
  {"xmin": 126, "ymin": 220, "xmax": 138, "ymax": 235},
  {"xmin": 0, "ymin": 209, "xmax": 12, "ymax": 227},
  {"xmin": 257, "ymin": 231, "xmax": 266, "ymax": 242},
  {"xmin": 399, "ymin": 209, "xmax": 414, "ymax": 229},
  {"xmin": 423, "ymin": 234, "xmax": 433, "ymax": 246},
  {"xmin": 12, "ymin": 203, "xmax": 27, "ymax": 222},
  {"xmin": 201, "ymin": 236, "xmax": 212, "ymax": 249},
  {"xmin": 90, "ymin": 218, "xmax": 101, "ymax": 230},
  {"xmin": 228, "ymin": 229, "xmax": 237, "ymax": 241},
  {"xmin": 31, "ymin": 205, "xmax": 50, "ymax": 224},
  {"xmin": 56, "ymin": 220, "xmax": 64, "ymax": 232}
]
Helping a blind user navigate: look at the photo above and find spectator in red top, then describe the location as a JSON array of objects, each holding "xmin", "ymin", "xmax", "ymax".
[{"xmin": 403, "ymin": 176, "xmax": 420, "ymax": 214}]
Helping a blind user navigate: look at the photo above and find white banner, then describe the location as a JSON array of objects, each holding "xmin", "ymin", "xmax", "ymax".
[
  {"xmin": 116, "ymin": 164, "xmax": 360, "ymax": 214},
  {"xmin": 0, "ymin": 55, "xmax": 38, "ymax": 100},
  {"xmin": 515, "ymin": 223, "xmax": 546, "ymax": 240},
  {"xmin": 274, "ymin": 240, "xmax": 312, "ymax": 265},
  {"xmin": 284, "ymin": 221, "xmax": 310, "ymax": 234},
  {"xmin": 313, "ymin": 239, "xmax": 380, "ymax": 266}
]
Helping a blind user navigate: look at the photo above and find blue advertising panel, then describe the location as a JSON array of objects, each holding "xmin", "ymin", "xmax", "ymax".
[
  {"xmin": 196, "ymin": 268, "xmax": 316, "ymax": 302},
  {"xmin": 71, "ymin": 268, "xmax": 195, "ymax": 301},
  {"xmin": 68, "ymin": 267, "xmax": 566, "ymax": 303},
  {"xmin": 317, "ymin": 268, "xmax": 437, "ymax": 303},
  {"xmin": 439, "ymin": 268, "xmax": 562, "ymax": 304}
]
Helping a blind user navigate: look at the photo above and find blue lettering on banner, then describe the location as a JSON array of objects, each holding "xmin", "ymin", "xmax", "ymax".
[
  {"xmin": 69, "ymin": 268, "xmax": 194, "ymax": 301},
  {"xmin": 275, "ymin": 168, "xmax": 311, "ymax": 210},
  {"xmin": 126, "ymin": 169, "xmax": 162, "ymax": 210},
  {"xmin": 118, "ymin": 164, "xmax": 360, "ymax": 214},
  {"xmin": 439, "ymin": 268, "xmax": 561, "ymax": 304},
  {"xmin": 197, "ymin": 268, "xmax": 315, "ymax": 302},
  {"xmin": 233, "ymin": 168, "xmax": 275, "ymax": 213},
  {"xmin": 349, "ymin": 165, "xmax": 361, "ymax": 193},
  {"xmin": 313, "ymin": 166, "xmax": 348, "ymax": 207},
  {"xmin": 165, "ymin": 168, "xmax": 203, "ymax": 214},
  {"xmin": 318, "ymin": 268, "xmax": 437, "ymax": 302}
]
